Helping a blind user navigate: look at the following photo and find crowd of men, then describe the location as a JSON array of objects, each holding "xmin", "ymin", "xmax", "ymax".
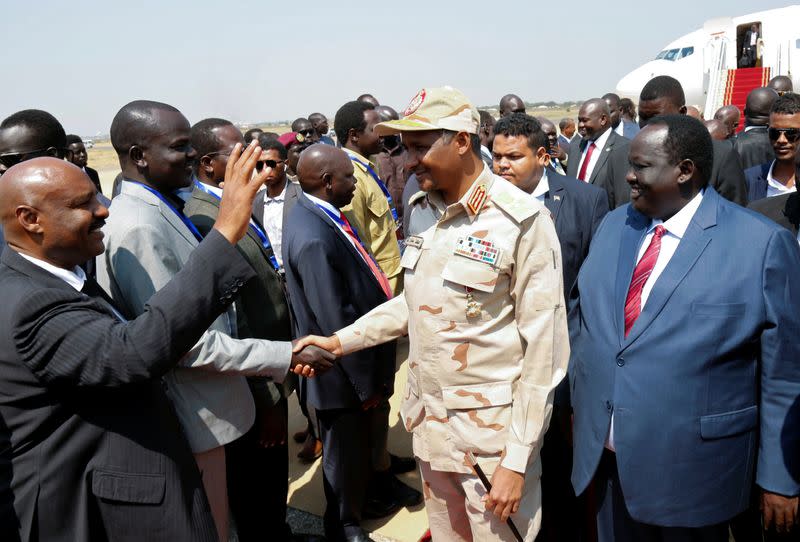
[{"xmin": 0, "ymin": 73, "xmax": 799, "ymax": 542}]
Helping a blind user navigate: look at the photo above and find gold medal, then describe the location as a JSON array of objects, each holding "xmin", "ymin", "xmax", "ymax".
[{"xmin": 465, "ymin": 289, "xmax": 482, "ymax": 318}]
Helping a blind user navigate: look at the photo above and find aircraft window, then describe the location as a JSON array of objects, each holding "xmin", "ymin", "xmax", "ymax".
[
  {"xmin": 655, "ymin": 50, "xmax": 668, "ymax": 60},
  {"xmin": 663, "ymin": 49, "xmax": 680, "ymax": 61},
  {"xmin": 680, "ymin": 47, "xmax": 694, "ymax": 58}
]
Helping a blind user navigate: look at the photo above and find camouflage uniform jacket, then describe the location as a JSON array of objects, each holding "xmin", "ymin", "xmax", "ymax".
[{"xmin": 336, "ymin": 166, "xmax": 569, "ymax": 474}]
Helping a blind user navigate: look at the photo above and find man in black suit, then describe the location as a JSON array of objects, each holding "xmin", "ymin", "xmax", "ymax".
[
  {"xmin": 0, "ymin": 150, "xmax": 328, "ymax": 541},
  {"xmin": 567, "ymin": 98, "xmax": 631, "ymax": 208},
  {"xmin": 65, "ymin": 134, "xmax": 103, "ymax": 195},
  {"xmin": 184, "ymin": 119, "xmax": 315, "ymax": 542},
  {"xmin": 749, "ymin": 192, "xmax": 800, "ymax": 236},
  {"xmin": 734, "ymin": 87, "xmax": 779, "ymax": 170},
  {"xmin": 744, "ymin": 92, "xmax": 800, "ymax": 203},
  {"xmin": 492, "ymin": 113, "xmax": 609, "ymax": 542},
  {"xmin": 638, "ymin": 75, "xmax": 748, "ymax": 206},
  {"xmin": 283, "ymin": 144, "xmax": 397, "ymax": 542}
]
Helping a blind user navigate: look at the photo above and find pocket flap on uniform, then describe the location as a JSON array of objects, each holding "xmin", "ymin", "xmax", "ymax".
[
  {"xmin": 700, "ymin": 405, "xmax": 757, "ymax": 440},
  {"xmin": 441, "ymin": 256, "xmax": 500, "ymax": 293},
  {"xmin": 91, "ymin": 469, "xmax": 166, "ymax": 504},
  {"xmin": 442, "ymin": 381, "xmax": 513, "ymax": 409}
]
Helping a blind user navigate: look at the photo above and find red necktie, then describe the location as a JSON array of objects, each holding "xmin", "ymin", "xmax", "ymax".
[
  {"xmin": 624, "ymin": 225, "xmax": 666, "ymax": 337},
  {"xmin": 577, "ymin": 141, "xmax": 596, "ymax": 182},
  {"xmin": 339, "ymin": 212, "xmax": 393, "ymax": 299}
]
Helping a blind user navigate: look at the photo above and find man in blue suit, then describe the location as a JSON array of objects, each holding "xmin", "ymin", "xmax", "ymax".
[
  {"xmin": 282, "ymin": 144, "xmax": 399, "ymax": 542},
  {"xmin": 493, "ymin": 112, "xmax": 609, "ymax": 541},
  {"xmin": 570, "ymin": 114, "xmax": 800, "ymax": 540}
]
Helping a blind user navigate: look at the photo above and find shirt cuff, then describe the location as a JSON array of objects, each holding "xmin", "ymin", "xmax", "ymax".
[
  {"xmin": 335, "ymin": 325, "xmax": 364, "ymax": 356},
  {"xmin": 501, "ymin": 441, "xmax": 533, "ymax": 473}
]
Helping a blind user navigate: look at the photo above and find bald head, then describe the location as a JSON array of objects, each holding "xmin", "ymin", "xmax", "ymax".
[
  {"xmin": 578, "ymin": 99, "xmax": 612, "ymax": 139},
  {"xmin": 704, "ymin": 119, "xmax": 728, "ymax": 141},
  {"xmin": 713, "ymin": 105, "xmax": 740, "ymax": 137},
  {"xmin": 110, "ymin": 100, "xmax": 181, "ymax": 156},
  {"xmin": 296, "ymin": 144, "xmax": 355, "ymax": 208},
  {"xmin": 0, "ymin": 157, "xmax": 107, "ymax": 268},
  {"xmin": 499, "ymin": 94, "xmax": 525, "ymax": 117},
  {"xmin": 744, "ymin": 87, "xmax": 780, "ymax": 126},
  {"xmin": 375, "ymin": 105, "xmax": 399, "ymax": 122},
  {"xmin": 686, "ymin": 105, "xmax": 702, "ymax": 119},
  {"xmin": 768, "ymin": 75, "xmax": 793, "ymax": 95}
]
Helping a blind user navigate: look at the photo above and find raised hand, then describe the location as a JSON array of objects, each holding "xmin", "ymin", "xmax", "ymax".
[
  {"xmin": 214, "ymin": 140, "xmax": 272, "ymax": 244},
  {"xmin": 293, "ymin": 334, "xmax": 343, "ymax": 358}
]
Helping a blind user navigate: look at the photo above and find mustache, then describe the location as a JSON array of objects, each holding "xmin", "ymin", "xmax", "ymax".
[{"xmin": 90, "ymin": 219, "xmax": 106, "ymax": 231}]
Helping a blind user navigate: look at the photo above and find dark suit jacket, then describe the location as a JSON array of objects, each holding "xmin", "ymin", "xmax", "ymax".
[
  {"xmin": 569, "ymin": 188, "xmax": 800, "ymax": 526},
  {"xmin": 543, "ymin": 172, "xmax": 610, "ymax": 298},
  {"xmin": 251, "ymin": 180, "xmax": 302, "ymax": 227},
  {"xmin": 748, "ymin": 191, "xmax": 800, "ymax": 235},
  {"xmin": 282, "ymin": 194, "xmax": 396, "ymax": 410},
  {"xmin": 709, "ymin": 138, "xmax": 748, "ymax": 206},
  {"xmin": 185, "ymin": 186, "xmax": 293, "ymax": 408},
  {"xmin": 734, "ymin": 126, "xmax": 774, "ymax": 171},
  {"xmin": 567, "ymin": 130, "xmax": 631, "ymax": 209},
  {"xmin": 0, "ymin": 230, "xmax": 253, "ymax": 542},
  {"xmin": 744, "ymin": 161, "xmax": 773, "ymax": 203},
  {"xmin": 84, "ymin": 166, "xmax": 102, "ymax": 194}
]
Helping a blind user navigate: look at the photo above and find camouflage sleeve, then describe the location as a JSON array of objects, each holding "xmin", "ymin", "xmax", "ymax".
[
  {"xmin": 502, "ymin": 212, "xmax": 570, "ymax": 473},
  {"xmin": 335, "ymin": 295, "xmax": 409, "ymax": 355}
]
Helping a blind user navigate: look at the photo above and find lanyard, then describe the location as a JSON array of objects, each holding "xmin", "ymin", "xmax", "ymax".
[
  {"xmin": 128, "ymin": 181, "xmax": 203, "ymax": 242},
  {"xmin": 349, "ymin": 156, "xmax": 400, "ymax": 225},
  {"xmin": 314, "ymin": 203, "xmax": 366, "ymax": 245},
  {"xmin": 193, "ymin": 182, "xmax": 281, "ymax": 272}
]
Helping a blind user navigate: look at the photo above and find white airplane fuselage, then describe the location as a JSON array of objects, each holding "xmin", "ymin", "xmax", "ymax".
[{"xmin": 616, "ymin": 6, "xmax": 800, "ymax": 117}]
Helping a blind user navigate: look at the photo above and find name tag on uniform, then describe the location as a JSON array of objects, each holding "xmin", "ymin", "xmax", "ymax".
[
  {"xmin": 454, "ymin": 236, "xmax": 502, "ymax": 267},
  {"xmin": 405, "ymin": 235, "xmax": 424, "ymax": 249}
]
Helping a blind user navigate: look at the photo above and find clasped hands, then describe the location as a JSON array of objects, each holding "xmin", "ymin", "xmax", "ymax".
[{"xmin": 289, "ymin": 335, "xmax": 343, "ymax": 377}]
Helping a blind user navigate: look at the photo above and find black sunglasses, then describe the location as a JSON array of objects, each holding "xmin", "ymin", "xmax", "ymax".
[
  {"xmin": 768, "ymin": 127, "xmax": 800, "ymax": 143},
  {"xmin": 255, "ymin": 159, "xmax": 285, "ymax": 172},
  {"xmin": 0, "ymin": 147, "xmax": 54, "ymax": 169}
]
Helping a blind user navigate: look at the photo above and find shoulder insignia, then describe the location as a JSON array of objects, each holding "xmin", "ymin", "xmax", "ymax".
[
  {"xmin": 490, "ymin": 176, "xmax": 541, "ymax": 223},
  {"xmin": 466, "ymin": 183, "xmax": 489, "ymax": 215}
]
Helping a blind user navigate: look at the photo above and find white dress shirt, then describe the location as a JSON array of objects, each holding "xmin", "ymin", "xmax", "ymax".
[
  {"xmin": 262, "ymin": 182, "xmax": 288, "ymax": 266},
  {"xmin": 576, "ymin": 126, "xmax": 613, "ymax": 182},
  {"xmin": 614, "ymin": 122, "xmax": 625, "ymax": 137},
  {"xmin": 531, "ymin": 170, "xmax": 550, "ymax": 203},
  {"xmin": 765, "ymin": 160, "xmax": 797, "ymax": 198},
  {"xmin": 19, "ymin": 252, "xmax": 86, "ymax": 291},
  {"xmin": 606, "ymin": 189, "xmax": 706, "ymax": 451},
  {"xmin": 305, "ymin": 193, "xmax": 370, "ymax": 265}
]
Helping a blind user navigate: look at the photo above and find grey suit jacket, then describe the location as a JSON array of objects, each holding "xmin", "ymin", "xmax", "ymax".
[
  {"xmin": 252, "ymin": 180, "xmax": 302, "ymax": 226},
  {"xmin": 186, "ymin": 185, "xmax": 294, "ymax": 406},
  {"xmin": 97, "ymin": 180, "xmax": 292, "ymax": 453}
]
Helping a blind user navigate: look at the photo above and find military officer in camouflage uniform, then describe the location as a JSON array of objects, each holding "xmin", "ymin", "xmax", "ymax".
[{"xmin": 295, "ymin": 87, "xmax": 569, "ymax": 541}]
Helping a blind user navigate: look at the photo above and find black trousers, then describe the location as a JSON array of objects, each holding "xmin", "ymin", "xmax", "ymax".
[
  {"xmin": 317, "ymin": 406, "xmax": 372, "ymax": 542},
  {"xmin": 595, "ymin": 450, "xmax": 728, "ymax": 542},
  {"xmin": 226, "ymin": 398, "xmax": 291, "ymax": 542}
]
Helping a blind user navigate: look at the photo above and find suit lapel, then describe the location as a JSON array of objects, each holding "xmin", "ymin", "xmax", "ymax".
[
  {"xmin": 123, "ymin": 181, "xmax": 198, "ymax": 246},
  {"xmin": 588, "ymin": 132, "xmax": 615, "ymax": 185},
  {"xmin": 614, "ymin": 208, "xmax": 649, "ymax": 342},
  {"xmin": 544, "ymin": 176, "xmax": 565, "ymax": 224},
  {"xmin": 299, "ymin": 196, "xmax": 383, "ymax": 290},
  {"xmin": 283, "ymin": 182, "xmax": 301, "ymax": 225},
  {"xmin": 622, "ymin": 191, "xmax": 718, "ymax": 349},
  {"xmin": 252, "ymin": 190, "xmax": 265, "ymax": 226}
]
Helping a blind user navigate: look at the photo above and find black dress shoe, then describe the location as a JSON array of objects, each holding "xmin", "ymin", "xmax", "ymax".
[
  {"xmin": 389, "ymin": 453, "xmax": 417, "ymax": 474},
  {"xmin": 362, "ymin": 493, "xmax": 401, "ymax": 519},
  {"xmin": 385, "ymin": 472, "xmax": 422, "ymax": 507}
]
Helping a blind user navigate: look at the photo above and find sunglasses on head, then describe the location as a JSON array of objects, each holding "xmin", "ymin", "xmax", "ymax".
[
  {"xmin": 0, "ymin": 147, "xmax": 54, "ymax": 169},
  {"xmin": 768, "ymin": 127, "xmax": 800, "ymax": 142},
  {"xmin": 255, "ymin": 159, "xmax": 285, "ymax": 172}
]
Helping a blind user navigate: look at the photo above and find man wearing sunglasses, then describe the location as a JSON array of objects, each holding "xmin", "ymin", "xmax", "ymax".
[
  {"xmin": 0, "ymin": 109, "xmax": 69, "ymax": 252},
  {"xmin": 745, "ymin": 93, "xmax": 800, "ymax": 203},
  {"xmin": 292, "ymin": 118, "xmax": 320, "ymax": 144},
  {"xmin": 734, "ymin": 87, "xmax": 780, "ymax": 171},
  {"xmin": 768, "ymin": 75, "xmax": 794, "ymax": 97}
]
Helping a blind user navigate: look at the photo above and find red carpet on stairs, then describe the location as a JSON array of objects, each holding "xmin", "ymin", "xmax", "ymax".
[{"xmin": 723, "ymin": 67, "xmax": 772, "ymax": 134}]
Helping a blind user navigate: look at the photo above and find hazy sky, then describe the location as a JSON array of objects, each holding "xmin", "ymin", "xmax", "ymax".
[{"xmin": 1, "ymin": 0, "xmax": 793, "ymax": 135}]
